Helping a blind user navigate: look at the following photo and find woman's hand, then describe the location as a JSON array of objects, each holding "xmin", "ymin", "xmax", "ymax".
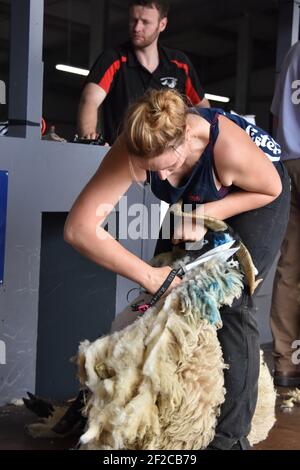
[
  {"xmin": 172, "ymin": 215, "xmax": 207, "ymax": 245},
  {"xmin": 144, "ymin": 266, "xmax": 182, "ymax": 296}
]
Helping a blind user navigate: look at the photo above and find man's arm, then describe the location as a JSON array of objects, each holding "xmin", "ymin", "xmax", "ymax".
[{"xmin": 77, "ymin": 83, "xmax": 107, "ymax": 139}]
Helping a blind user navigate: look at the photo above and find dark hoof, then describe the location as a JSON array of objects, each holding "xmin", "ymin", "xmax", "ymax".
[
  {"xmin": 52, "ymin": 390, "xmax": 86, "ymax": 435},
  {"xmin": 22, "ymin": 392, "xmax": 54, "ymax": 418}
]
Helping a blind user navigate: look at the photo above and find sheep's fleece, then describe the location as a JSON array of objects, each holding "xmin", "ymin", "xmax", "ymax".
[{"xmin": 77, "ymin": 251, "xmax": 276, "ymax": 450}]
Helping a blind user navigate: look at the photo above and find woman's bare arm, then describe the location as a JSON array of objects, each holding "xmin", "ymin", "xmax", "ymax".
[
  {"xmin": 64, "ymin": 135, "xmax": 181, "ymax": 294},
  {"xmin": 201, "ymin": 115, "xmax": 282, "ymax": 220}
]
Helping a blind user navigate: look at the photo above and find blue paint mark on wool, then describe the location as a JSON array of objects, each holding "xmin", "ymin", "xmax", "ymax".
[
  {"xmin": 212, "ymin": 233, "xmax": 233, "ymax": 248},
  {"xmin": 186, "ymin": 283, "xmax": 221, "ymax": 325},
  {"xmin": 182, "ymin": 269, "xmax": 243, "ymax": 326}
]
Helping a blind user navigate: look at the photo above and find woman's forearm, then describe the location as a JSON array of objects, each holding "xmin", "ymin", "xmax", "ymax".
[{"xmin": 200, "ymin": 191, "xmax": 277, "ymax": 221}]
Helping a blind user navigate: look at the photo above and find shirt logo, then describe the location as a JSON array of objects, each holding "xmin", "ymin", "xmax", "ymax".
[
  {"xmin": 245, "ymin": 125, "xmax": 281, "ymax": 160},
  {"xmin": 160, "ymin": 77, "xmax": 178, "ymax": 89},
  {"xmin": 188, "ymin": 193, "xmax": 201, "ymax": 202}
]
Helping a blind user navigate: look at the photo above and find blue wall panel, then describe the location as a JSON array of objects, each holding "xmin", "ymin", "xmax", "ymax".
[{"xmin": 0, "ymin": 170, "xmax": 8, "ymax": 284}]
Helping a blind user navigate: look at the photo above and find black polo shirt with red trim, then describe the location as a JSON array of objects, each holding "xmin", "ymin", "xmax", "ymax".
[{"xmin": 86, "ymin": 41, "xmax": 205, "ymax": 145}]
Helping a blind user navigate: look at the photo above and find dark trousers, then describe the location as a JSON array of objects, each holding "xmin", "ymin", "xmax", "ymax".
[{"xmin": 155, "ymin": 162, "xmax": 290, "ymax": 449}]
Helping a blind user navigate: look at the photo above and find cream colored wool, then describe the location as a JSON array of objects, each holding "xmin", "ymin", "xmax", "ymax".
[
  {"xmin": 26, "ymin": 353, "xmax": 276, "ymax": 445},
  {"xmin": 25, "ymin": 252, "xmax": 276, "ymax": 447},
  {"xmin": 248, "ymin": 352, "xmax": 276, "ymax": 445},
  {"xmin": 281, "ymin": 388, "xmax": 300, "ymax": 410},
  {"xmin": 25, "ymin": 203, "xmax": 277, "ymax": 447},
  {"xmin": 77, "ymin": 257, "xmax": 276, "ymax": 450}
]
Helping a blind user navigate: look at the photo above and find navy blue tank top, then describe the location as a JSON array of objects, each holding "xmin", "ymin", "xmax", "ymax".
[{"xmin": 147, "ymin": 107, "xmax": 282, "ymax": 206}]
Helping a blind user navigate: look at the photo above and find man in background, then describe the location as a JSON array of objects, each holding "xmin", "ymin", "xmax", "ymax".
[
  {"xmin": 270, "ymin": 40, "xmax": 300, "ymax": 387},
  {"xmin": 77, "ymin": 0, "xmax": 209, "ymax": 145}
]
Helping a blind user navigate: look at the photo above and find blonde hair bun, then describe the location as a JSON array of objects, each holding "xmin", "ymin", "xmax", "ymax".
[{"xmin": 124, "ymin": 89, "xmax": 188, "ymax": 158}]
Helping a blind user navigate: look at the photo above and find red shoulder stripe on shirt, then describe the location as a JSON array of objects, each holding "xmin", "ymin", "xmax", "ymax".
[
  {"xmin": 171, "ymin": 59, "xmax": 201, "ymax": 105},
  {"xmin": 98, "ymin": 56, "xmax": 127, "ymax": 94}
]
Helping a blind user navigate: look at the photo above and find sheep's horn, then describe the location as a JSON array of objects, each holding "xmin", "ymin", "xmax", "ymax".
[{"xmin": 172, "ymin": 200, "xmax": 262, "ymax": 295}]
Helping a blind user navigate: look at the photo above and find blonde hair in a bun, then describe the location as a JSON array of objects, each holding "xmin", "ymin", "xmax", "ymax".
[{"xmin": 124, "ymin": 88, "xmax": 188, "ymax": 158}]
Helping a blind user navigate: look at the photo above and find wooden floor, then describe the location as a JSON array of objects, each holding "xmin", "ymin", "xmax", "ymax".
[
  {"xmin": 253, "ymin": 387, "xmax": 300, "ymax": 450},
  {"xmin": 0, "ymin": 348, "xmax": 299, "ymax": 450},
  {"xmin": 253, "ymin": 345, "xmax": 300, "ymax": 451},
  {"xmin": 0, "ymin": 404, "xmax": 78, "ymax": 450}
]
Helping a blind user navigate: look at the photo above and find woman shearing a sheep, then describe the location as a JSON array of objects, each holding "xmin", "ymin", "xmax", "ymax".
[{"xmin": 64, "ymin": 89, "xmax": 290, "ymax": 450}]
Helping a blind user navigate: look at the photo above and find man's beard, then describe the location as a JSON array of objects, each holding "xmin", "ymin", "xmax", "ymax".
[{"xmin": 130, "ymin": 26, "xmax": 160, "ymax": 49}]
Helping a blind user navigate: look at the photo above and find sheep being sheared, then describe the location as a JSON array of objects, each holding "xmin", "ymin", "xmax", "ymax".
[
  {"xmin": 78, "ymin": 252, "xmax": 276, "ymax": 450},
  {"xmin": 26, "ymin": 208, "xmax": 276, "ymax": 448}
]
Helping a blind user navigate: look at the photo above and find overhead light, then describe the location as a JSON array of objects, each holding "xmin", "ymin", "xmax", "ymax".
[
  {"xmin": 205, "ymin": 93, "xmax": 230, "ymax": 103},
  {"xmin": 55, "ymin": 66, "xmax": 230, "ymax": 104},
  {"xmin": 56, "ymin": 64, "xmax": 89, "ymax": 76}
]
